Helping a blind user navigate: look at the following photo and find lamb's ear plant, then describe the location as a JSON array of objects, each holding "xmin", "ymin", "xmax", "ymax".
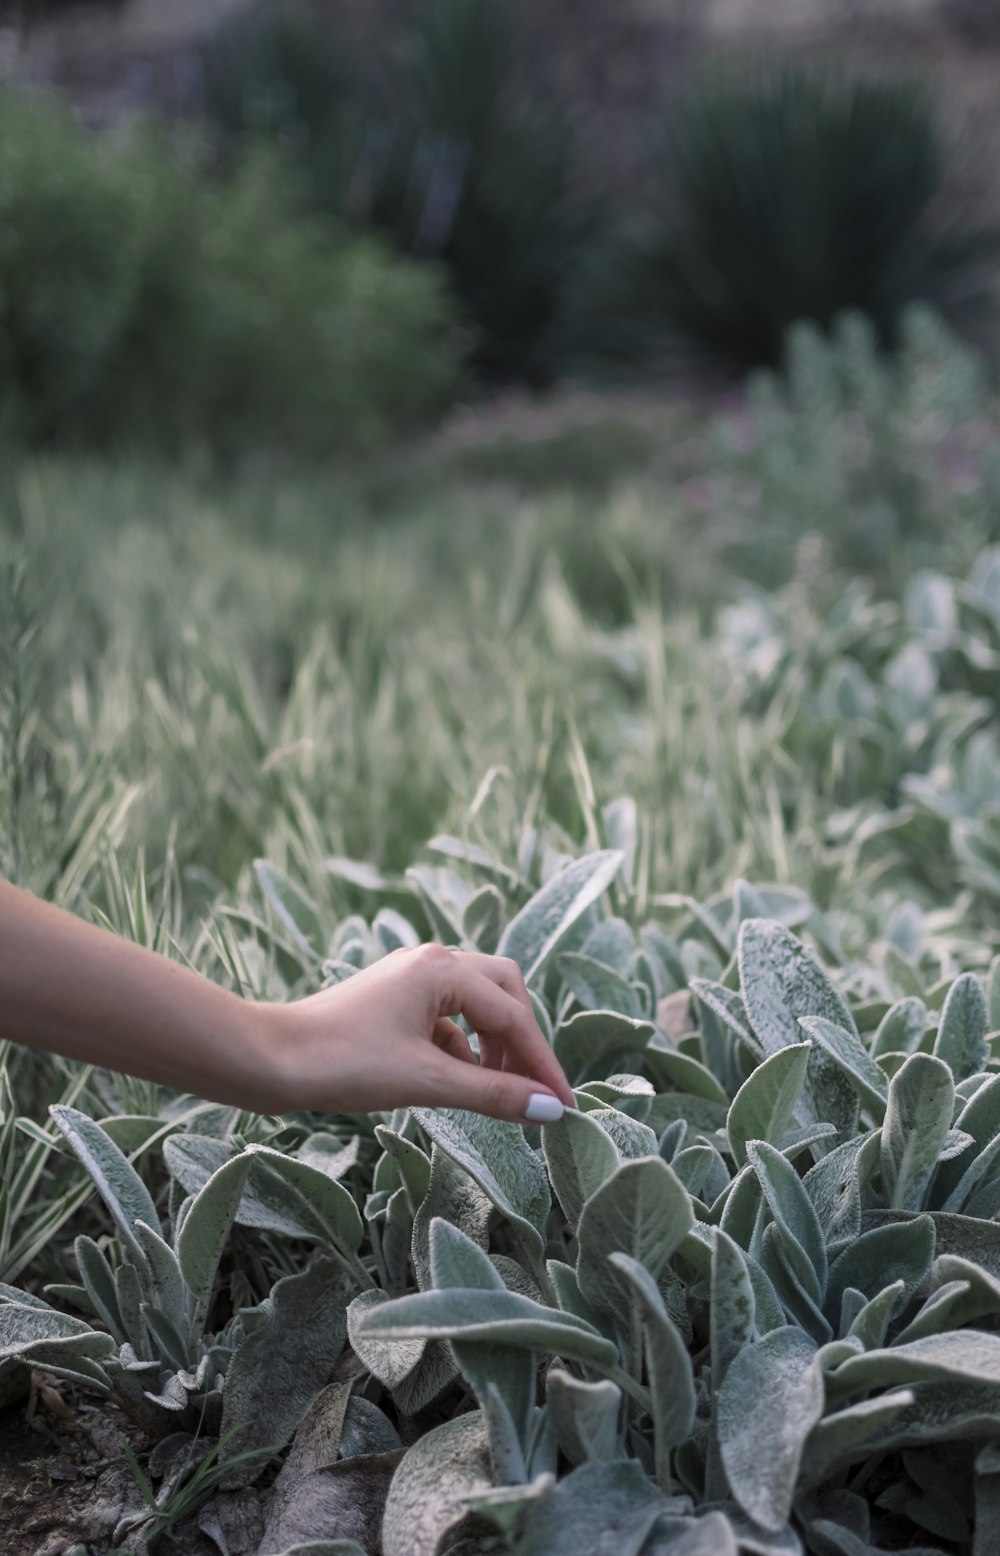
[
  {"xmin": 11, "ymin": 830, "xmax": 1000, "ymax": 1550},
  {"xmin": 0, "ymin": 1104, "xmax": 365, "ymax": 1455},
  {"xmin": 330, "ymin": 851, "xmax": 1000, "ymax": 1553}
]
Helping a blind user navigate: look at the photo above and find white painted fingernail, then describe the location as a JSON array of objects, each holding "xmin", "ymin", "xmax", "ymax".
[{"xmin": 524, "ymin": 1093, "xmax": 565, "ymax": 1123}]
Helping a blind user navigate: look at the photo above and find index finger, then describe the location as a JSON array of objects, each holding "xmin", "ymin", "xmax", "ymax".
[
  {"xmin": 437, "ymin": 955, "xmax": 576, "ymax": 1109},
  {"xmin": 449, "ymin": 950, "xmax": 544, "ymax": 1071}
]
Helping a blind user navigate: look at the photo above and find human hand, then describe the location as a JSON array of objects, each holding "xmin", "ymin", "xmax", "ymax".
[
  {"xmin": 265, "ymin": 944, "xmax": 576, "ymax": 1123},
  {"xmin": 0, "ymin": 880, "xmax": 573, "ymax": 1124}
]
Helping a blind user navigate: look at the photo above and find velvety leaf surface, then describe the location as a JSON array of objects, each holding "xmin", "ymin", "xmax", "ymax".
[
  {"xmin": 799, "ymin": 1017, "xmax": 889, "ymax": 1117},
  {"xmin": 860, "ymin": 1209, "xmax": 1000, "ymax": 1279},
  {"xmin": 545, "ymin": 1368, "xmax": 622, "ymax": 1466},
  {"xmin": 738, "ymin": 922, "xmax": 860, "ymax": 1137},
  {"xmin": 430, "ymin": 1219, "xmax": 535, "ymax": 1442},
  {"xmin": 497, "ymin": 850, "xmax": 624, "ymax": 983},
  {"xmin": 354, "ymin": 1285, "xmax": 619, "ymax": 1369},
  {"xmin": 51, "ymin": 1105, "xmax": 160, "ymax": 1255},
  {"xmin": 880, "ymin": 1055, "xmax": 955, "ymax": 1211},
  {"xmin": 471, "ymin": 1460, "xmax": 670, "ymax": 1556},
  {"xmin": 689, "ymin": 977, "xmax": 757, "ymax": 1046},
  {"xmin": 542, "ymin": 1108, "xmax": 620, "ymax": 1230},
  {"xmin": 380, "ymin": 1411, "xmax": 492, "ymax": 1556},
  {"xmin": 710, "ymin": 1227, "xmax": 757, "ymax": 1392},
  {"xmin": 176, "ymin": 1152, "xmax": 254, "ymax": 1335},
  {"xmin": 411, "ymin": 1143, "xmax": 492, "ymax": 1291},
  {"xmin": 827, "ymin": 1331, "xmax": 1000, "ymax": 1401},
  {"xmin": 558, "ymin": 952, "xmax": 644, "ymax": 1019},
  {"xmin": 717, "ymin": 1325, "xmax": 822, "ymax": 1532},
  {"xmin": 748, "ymin": 1141, "xmax": 827, "ymax": 1304},
  {"xmin": 577, "ymin": 1157, "xmax": 693, "ymax": 1315},
  {"xmin": 800, "ymin": 1389, "xmax": 917, "ymax": 1484},
  {"xmin": 585, "ymin": 1105, "xmax": 658, "ymax": 1160},
  {"xmin": 348, "ymin": 1290, "xmax": 426, "ymax": 1388},
  {"xmin": 609, "ymin": 1252, "xmax": 695, "ymax": 1480},
  {"xmin": 220, "ymin": 1259, "xmax": 353, "ymax": 1486},
  {"xmin": 933, "ymin": 972, "xmax": 989, "ymax": 1082},
  {"xmin": 825, "ymin": 1215, "xmax": 935, "ymax": 1321},
  {"xmin": 258, "ymin": 1382, "xmax": 395, "ymax": 1555},
  {"xmin": 872, "ymin": 997, "xmax": 928, "ymax": 1058},
  {"xmin": 412, "ymin": 1108, "xmax": 550, "ymax": 1260},
  {"xmin": 554, "ymin": 1010, "xmax": 656, "ymax": 1082},
  {"xmin": 644, "ymin": 1512, "xmax": 739, "ymax": 1555},
  {"xmin": 726, "ymin": 1043, "xmax": 812, "ymax": 1167},
  {"xmin": 740, "ymin": 914, "xmax": 858, "ymax": 1051}
]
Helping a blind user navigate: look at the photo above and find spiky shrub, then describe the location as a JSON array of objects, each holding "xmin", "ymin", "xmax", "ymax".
[
  {"xmin": 942, "ymin": 0, "xmax": 1000, "ymax": 41},
  {"xmin": 362, "ymin": 0, "xmax": 599, "ymax": 383},
  {"xmin": 200, "ymin": 3, "xmax": 365, "ymax": 235},
  {"xmin": 610, "ymin": 67, "xmax": 988, "ymax": 372},
  {"xmin": 201, "ymin": 6, "xmax": 353, "ymax": 151},
  {"xmin": 7, "ymin": 827, "xmax": 1000, "ymax": 1551},
  {"xmin": 202, "ymin": 0, "xmax": 598, "ymax": 384}
]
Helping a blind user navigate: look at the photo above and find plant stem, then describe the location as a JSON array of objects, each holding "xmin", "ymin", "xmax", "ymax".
[{"xmin": 604, "ymin": 1362, "xmax": 652, "ymax": 1415}]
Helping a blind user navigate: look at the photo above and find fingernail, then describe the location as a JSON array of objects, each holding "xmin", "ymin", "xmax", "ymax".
[{"xmin": 524, "ymin": 1093, "xmax": 565, "ymax": 1123}]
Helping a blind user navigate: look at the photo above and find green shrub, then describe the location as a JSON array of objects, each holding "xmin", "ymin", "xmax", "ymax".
[
  {"xmin": 91, "ymin": 136, "xmax": 464, "ymax": 457},
  {"xmin": 0, "ymin": 88, "xmax": 463, "ymax": 456},
  {"xmin": 606, "ymin": 67, "xmax": 991, "ymax": 372},
  {"xmin": 0, "ymin": 89, "xmax": 145, "ymax": 446}
]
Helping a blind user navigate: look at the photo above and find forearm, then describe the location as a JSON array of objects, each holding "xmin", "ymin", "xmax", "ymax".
[
  {"xmin": 0, "ymin": 880, "xmax": 282, "ymax": 1113},
  {"xmin": 0, "ymin": 880, "xmax": 574, "ymax": 1127}
]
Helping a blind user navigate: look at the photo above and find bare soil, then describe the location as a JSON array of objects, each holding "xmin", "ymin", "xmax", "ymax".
[{"xmin": 0, "ymin": 1380, "xmax": 213, "ymax": 1556}]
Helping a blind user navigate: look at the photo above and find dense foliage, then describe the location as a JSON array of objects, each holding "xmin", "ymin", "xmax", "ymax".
[
  {"xmin": 0, "ymin": 87, "xmax": 461, "ymax": 456},
  {"xmin": 6, "ymin": 845, "xmax": 1000, "ymax": 1554},
  {"xmin": 0, "ymin": 309, "xmax": 999, "ymax": 1550},
  {"xmin": 706, "ymin": 307, "xmax": 997, "ymax": 582}
]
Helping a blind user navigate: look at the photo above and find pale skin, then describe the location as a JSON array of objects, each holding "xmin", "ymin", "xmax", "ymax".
[{"xmin": 0, "ymin": 879, "xmax": 575, "ymax": 1124}]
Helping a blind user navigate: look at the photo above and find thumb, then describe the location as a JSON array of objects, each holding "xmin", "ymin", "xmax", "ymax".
[{"xmin": 422, "ymin": 1051, "xmax": 569, "ymax": 1125}]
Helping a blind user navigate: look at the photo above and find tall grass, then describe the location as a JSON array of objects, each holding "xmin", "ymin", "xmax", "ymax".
[
  {"xmin": 0, "ymin": 308, "xmax": 994, "ymax": 951},
  {"xmin": 0, "ymin": 444, "xmax": 983, "ymax": 958}
]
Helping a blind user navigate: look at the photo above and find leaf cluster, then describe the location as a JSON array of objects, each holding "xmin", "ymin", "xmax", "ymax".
[{"xmin": 6, "ymin": 840, "xmax": 1000, "ymax": 1551}]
